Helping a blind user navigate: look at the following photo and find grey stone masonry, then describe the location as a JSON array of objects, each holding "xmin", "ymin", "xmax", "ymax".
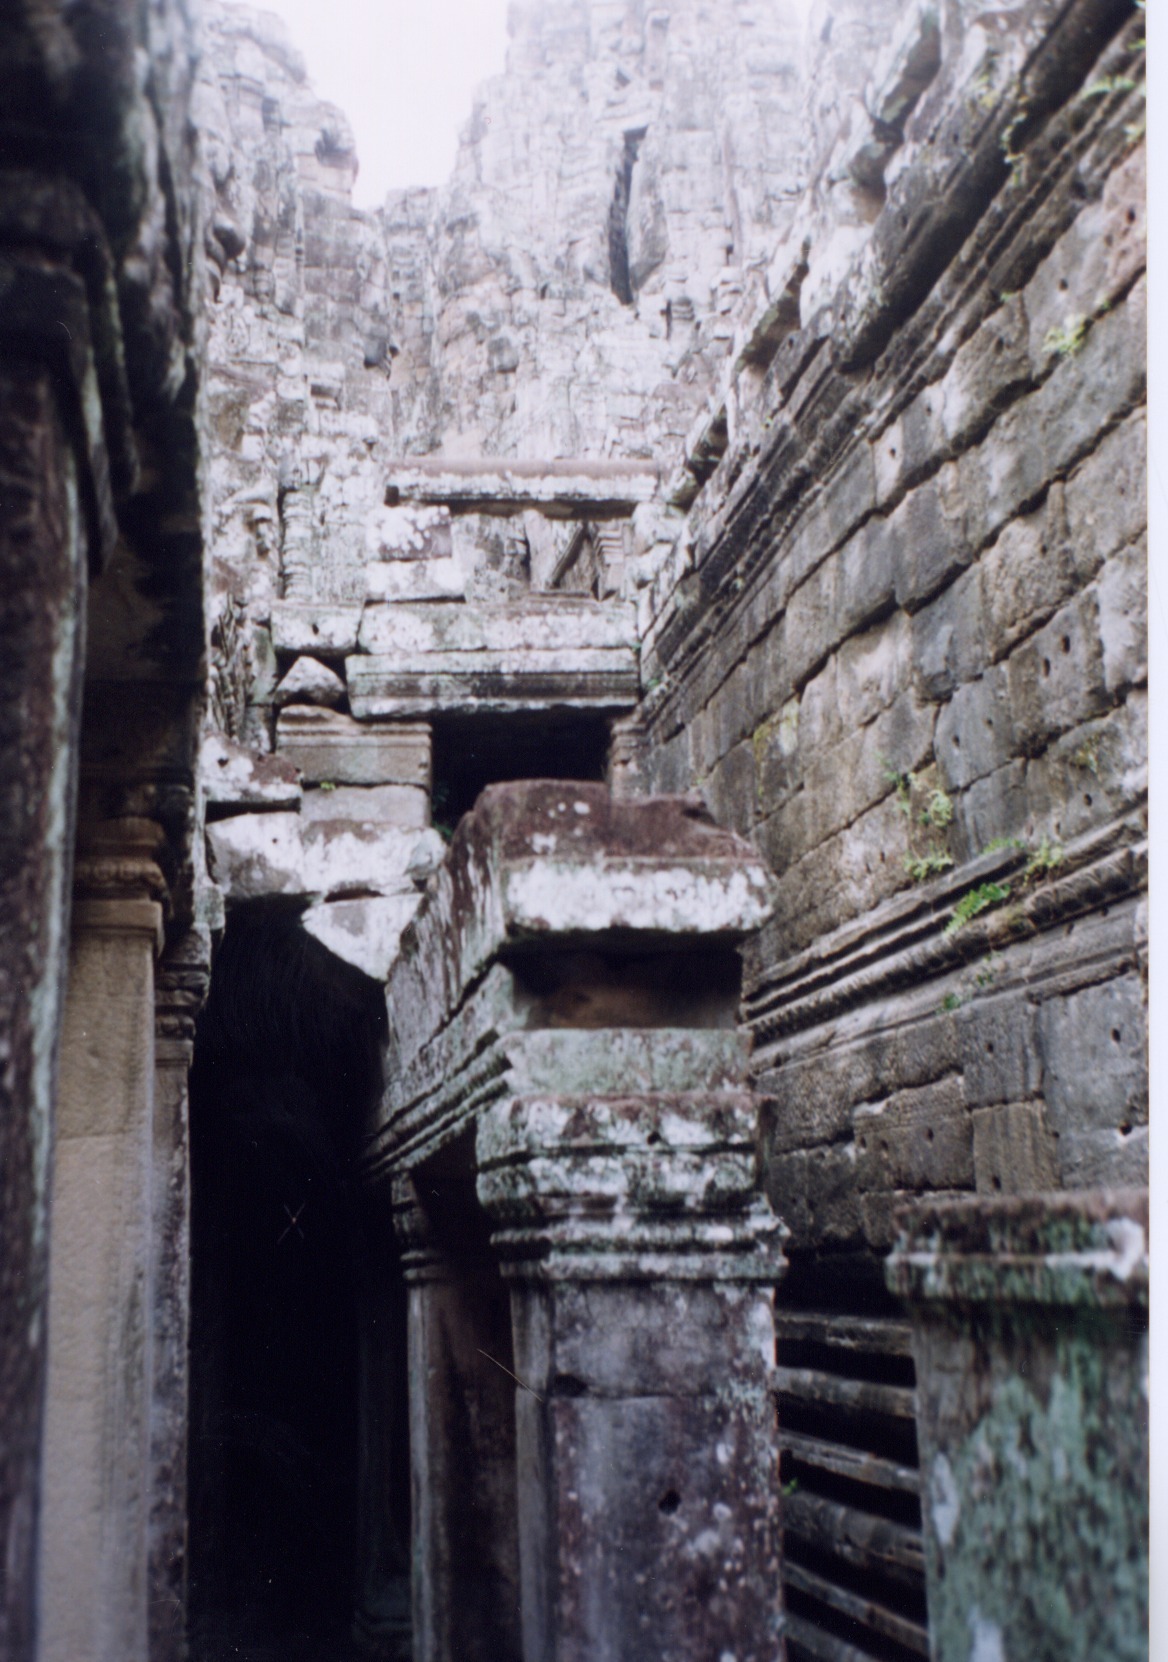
[
  {"xmin": 385, "ymin": 459, "xmax": 661, "ymax": 520},
  {"xmin": 347, "ymin": 597, "xmax": 640, "ymax": 720},
  {"xmin": 364, "ymin": 783, "xmax": 784, "ymax": 1662},
  {"xmin": 887, "ymin": 1190, "xmax": 1148, "ymax": 1662}
]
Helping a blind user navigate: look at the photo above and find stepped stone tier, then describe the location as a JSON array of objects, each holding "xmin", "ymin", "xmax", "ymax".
[{"xmin": 365, "ymin": 782, "xmax": 784, "ymax": 1662}]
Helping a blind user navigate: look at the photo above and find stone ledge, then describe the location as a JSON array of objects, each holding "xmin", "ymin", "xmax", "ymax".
[
  {"xmin": 886, "ymin": 1188, "xmax": 1148, "ymax": 1309},
  {"xmin": 384, "ymin": 458, "xmax": 660, "ymax": 520}
]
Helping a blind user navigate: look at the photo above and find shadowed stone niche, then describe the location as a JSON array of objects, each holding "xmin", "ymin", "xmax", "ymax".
[
  {"xmin": 363, "ymin": 782, "xmax": 786, "ymax": 1662},
  {"xmin": 887, "ymin": 1190, "xmax": 1148, "ymax": 1662}
]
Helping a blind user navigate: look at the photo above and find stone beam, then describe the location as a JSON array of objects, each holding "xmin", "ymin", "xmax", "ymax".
[
  {"xmin": 377, "ymin": 782, "xmax": 777, "ymax": 1096},
  {"xmin": 384, "ymin": 458, "xmax": 660, "ymax": 520},
  {"xmin": 365, "ymin": 783, "xmax": 783, "ymax": 1662},
  {"xmin": 347, "ymin": 598, "xmax": 639, "ymax": 720}
]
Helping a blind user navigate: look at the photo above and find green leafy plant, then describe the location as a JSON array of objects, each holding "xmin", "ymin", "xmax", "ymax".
[
  {"xmin": 1023, "ymin": 836, "xmax": 1064, "ymax": 879},
  {"xmin": 882, "ymin": 759, "xmax": 915, "ymax": 818},
  {"xmin": 939, "ymin": 991, "xmax": 964, "ymax": 1014},
  {"xmin": 1043, "ymin": 315, "xmax": 1089, "ymax": 359},
  {"xmin": 981, "ymin": 835, "xmax": 1027, "ymax": 855},
  {"xmin": 885, "ymin": 762, "xmax": 957, "ymax": 880},
  {"xmin": 945, "ymin": 880, "xmax": 1012, "ymax": 937},
  {"xmin": 905, "ymin": 850, "xmax": 955, "ymax": 882},
  {"xmin": 1081, "ymin": 74, "xmax": 1138, "ymax": 99},
  {"xmin": 920, "ymin": 788, "xmax": 954, "ymax": 830},
  {"xmin": 1071, "ymin": 736, "xmax": 1101, "ymax": 776},
  {"xmin": 318, "ymin": 780, "xmax": 336, "ymax": 792}
]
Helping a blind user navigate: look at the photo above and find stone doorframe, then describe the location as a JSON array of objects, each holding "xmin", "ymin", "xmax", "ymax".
[{"xmin": 360, "ymin": 782, "xmax": 787, "ymax": 1662}]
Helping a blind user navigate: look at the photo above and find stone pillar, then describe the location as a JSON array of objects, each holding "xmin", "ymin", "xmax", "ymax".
[
  {"xmin": 886, "ymin": 1190, "xmax": 1149, "ymax": 1662},
  {"xmin": 477, "ymin": 1093, "xmax": 785, "ymax": 1662},
  {"xmin": 148, "ymin": 931, "xmax": 210, "ymax": 1662},
  {"xmin": 353, "ymin": 1191, "xmax": 412, "ymax": 1662},
  {"xmin": 38, "ymin": 821, "xmax": 167, "ymax": 1662},
  {"xmin": 0, "ymin": 296, "xmax": 91, "ymax": 1662},
  {"xmin": 390, "ymin": 1175, "xmax": 522, "ymax": 1662}
]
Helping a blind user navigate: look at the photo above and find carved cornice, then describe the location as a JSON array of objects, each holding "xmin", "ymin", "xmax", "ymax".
[
  {"xmin": 744, "ymin": 811, "xmax": 1146, "ymax": 1056},
  {"xmin": 886, "ymin": 1188, "xmax": 1148, "ymax": 1311}
]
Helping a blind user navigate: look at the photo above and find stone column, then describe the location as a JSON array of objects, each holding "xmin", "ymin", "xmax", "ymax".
[
  {"xmin": 886, "ymin": 1190, "xmax": 1149, "ymax": 1662},
  {"xmin": 353, "ymin": 1191, "xmax": 412, "ymax": 1662},
  {"xmin": 0, "ymin": 297, "xmax": 90, "ymax": 1662},
  {"xmin": 38, "ymin": 821, "xmax": 167, "ymax": 1662},
  {"xmin": 477, "ymin": 1092, "xmax": 785, "ymax": 1662},
  {"xmin": 148, "ymin": 931, "xmax": 210, "ymax": 1662},
  {"xmin": 390, "ymin": 1175, "xmax": 522, "ymax": 1662}
]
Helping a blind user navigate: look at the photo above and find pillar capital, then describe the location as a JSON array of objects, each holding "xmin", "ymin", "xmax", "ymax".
[
  {"xmin": 73, "ymin": 819, "xmax": 168, "ymax": 952},
  {"xmin": 476, "ymin": 1090, "xmax": 784, "ymax": 1283},
  {"xmin": 387, "ymin": 1174, "xmax": 454, "ymax": 1284}
]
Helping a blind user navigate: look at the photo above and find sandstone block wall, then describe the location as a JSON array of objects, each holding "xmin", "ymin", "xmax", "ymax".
[{"xmin": 636, "ymin": 0, "xmax": 1147, "ymax": 1260}]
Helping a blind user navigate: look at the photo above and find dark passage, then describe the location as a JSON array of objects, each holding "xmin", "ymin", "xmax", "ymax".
[
  {"xmin": 430, "ymin": 710, "xmax": 610, "ymax": 834},
  {"xmin": 188, "ymin": 902, "xmax": 406, "ymax": 1661}
]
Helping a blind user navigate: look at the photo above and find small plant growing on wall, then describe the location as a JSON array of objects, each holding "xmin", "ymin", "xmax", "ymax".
[{"xmin": 883, "ymin": 761, "xmax": 955, "ymax": 882}]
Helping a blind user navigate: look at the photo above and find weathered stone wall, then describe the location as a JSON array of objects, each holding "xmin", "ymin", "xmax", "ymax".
[{"xmin": 635, "ymin": 0, "xmax": 1147, "ymax": 1261}]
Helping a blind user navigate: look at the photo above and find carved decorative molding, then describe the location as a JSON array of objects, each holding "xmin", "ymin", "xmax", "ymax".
[{"xmin": 744, "ymin": 811, "xmax": 1146, "ymax": 1054}]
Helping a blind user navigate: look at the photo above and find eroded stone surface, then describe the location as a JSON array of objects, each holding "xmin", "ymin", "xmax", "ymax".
[{"xmin": 888, "ymin": 1191, "xmax": 1149, "ymax": 1662}]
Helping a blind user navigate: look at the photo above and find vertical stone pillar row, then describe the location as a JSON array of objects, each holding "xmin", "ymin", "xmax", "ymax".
[
  {"xmin": 477, "ymin": 1091, "xmax": 785, "ymax": 1662},
  {"xmin": 0, "ymin": 199, "xmax": 124, "ymax": 1659},
  {"xmin": 387, "ymin": 1175, "xmax": 522, "ymax": 1662},
  {"xmin": 368, "ymin": 786, "xmax": 787, "ymax": 1662},
  {"xmin": 149, "ymin": 930, "xmax": 211, "ymax": 1662},
  {"xmin": 37, "ymin": 820, "xmax": 168, "ymax": 1662}
]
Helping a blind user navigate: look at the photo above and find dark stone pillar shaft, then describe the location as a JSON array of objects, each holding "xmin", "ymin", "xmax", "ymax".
[
  {"xmin": 0, "ymin": 356, "xmax": 87, "ymax": 1662},
  {"xmin": 477, "ymin": 1091, "xmax": 784, "ymax": 1662},
  {"xmin": 391, "ymin": 1177, "xmax": 522, "ymax": 1662},
  {"xmin": 507, "ymin": 1278, "xmax": 780, "ymax": 1662}
]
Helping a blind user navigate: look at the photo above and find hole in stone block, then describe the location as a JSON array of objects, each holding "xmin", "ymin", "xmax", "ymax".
[
  {"xmin": 658, "ymin": 1489, "xmax": 682, "ymax": 1515},
  {"xmin": 553, "ymin": 1374, "xmax": 589, "ymax": 1398}
]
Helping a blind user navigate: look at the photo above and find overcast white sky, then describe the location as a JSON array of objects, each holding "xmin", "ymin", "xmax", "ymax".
[{"xmin": 256, "ymin": 0, "xmax": 512, "ymax": 205}]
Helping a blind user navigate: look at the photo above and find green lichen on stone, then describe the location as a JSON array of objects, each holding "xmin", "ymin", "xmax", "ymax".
[{"xmin": 924, "ymin": 1314, "xmax": 1148, "ymax": 1662}]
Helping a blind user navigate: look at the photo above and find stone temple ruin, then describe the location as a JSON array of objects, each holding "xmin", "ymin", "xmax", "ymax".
[{"xmin": 0, "ymin": 0, "xmax": 1148, "ymax": 1659}]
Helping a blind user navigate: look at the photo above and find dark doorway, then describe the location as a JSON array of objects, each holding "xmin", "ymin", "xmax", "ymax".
[
  {"xmin": 430, "ymin": 710, "xmax": 610, "ymax": 836},
  {"xmin": 187, "ymin": 902, "xmax": 408, "ymax": 1660}
]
